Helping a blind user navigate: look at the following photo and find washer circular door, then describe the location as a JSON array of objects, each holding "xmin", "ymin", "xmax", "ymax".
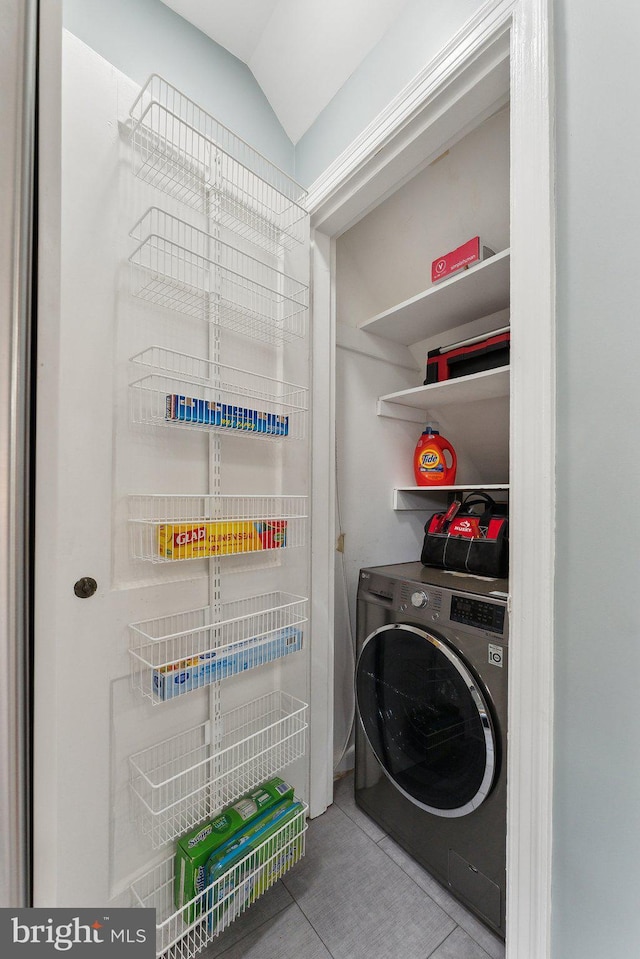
[{"xmin": 356, "ymin": 623, "xmax": 497, "ymax": 818}]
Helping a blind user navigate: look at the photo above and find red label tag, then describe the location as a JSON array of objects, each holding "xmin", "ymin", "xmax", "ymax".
[
  {"xmin": 174, "ymin": 526, "xmax": 206, "ymax": 547},
  {"xmin": 432, "ymin": 236, "xmax": 481, "ymax": 283},
  {"xmin": 449, "ymin": 517, "xmax": 481, "ymax": 538}
]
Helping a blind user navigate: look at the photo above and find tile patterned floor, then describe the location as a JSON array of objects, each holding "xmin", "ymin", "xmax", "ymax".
[{"xmin": 203, "ymin": 772, "xmax": 505, "ymax": 959}]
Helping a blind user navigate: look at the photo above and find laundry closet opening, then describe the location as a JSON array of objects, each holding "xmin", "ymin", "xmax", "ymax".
[
  {"xmin": 333, "ymin": 103, "xmax": 511, "ymax": 775},
  {"xmin": 326, "ymin": 96, "xmax": 511, "ymax": 939}
]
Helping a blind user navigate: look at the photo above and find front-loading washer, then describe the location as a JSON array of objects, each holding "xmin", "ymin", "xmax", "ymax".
[{"xmin": 355, "ymin": 562, "xmax": 509, "ymax": 939}]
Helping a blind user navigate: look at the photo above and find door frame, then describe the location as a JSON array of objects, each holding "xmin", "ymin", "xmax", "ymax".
[{"xmin": 307, "ymin": 2, "xmax": 555, "ymax": 957}]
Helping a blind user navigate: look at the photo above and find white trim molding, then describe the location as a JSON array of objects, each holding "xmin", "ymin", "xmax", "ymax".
[
  {"xmin": 308, "ymin": 228, "xmax": 337, "ymax": 819},
  {"xmin": 307, "ymin": 1, "xmax": 555, "ymax": 956},
  {"xmin": 307, "ymin": 0, "xmax": 516, "ymax": 238},
  {"xmin": 507, "ymin": 1, "xmax": 555, "ymax": 956}
]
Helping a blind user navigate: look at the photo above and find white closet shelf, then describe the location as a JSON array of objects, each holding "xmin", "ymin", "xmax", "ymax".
[
  {"xmin": 129, "ymin": 690, "xmax": 308, "ymax": 848},
  {"xmin": 393, "ymin": 485, "xmax": 509, "ymax": 511},
  {"xmin": 129, "ymin": 76, "xmax": 308, "ymax": 252},
  {"xmin": 129, "ymin": 346, "xmax": 308, "ymax": 440},
  {"xmin": 130, "ymin": 801, "xmax": 307, "ymax": 958},
  {"xmin": 129, "ymin": 208, "xmax": 308, "ymax": 344},
  {"xmin": 128, "ymin": 494, "xmax": 308, "ymax": 564},
  {"xmin": 377, "ymin": 367, "xmax": 510, "ymax": 422},
  {"xmin": 129, "ymin": 592, "xmax": 308, "ymax": 705},
  {"xmin": 360, "ymin": 248, "xmax": 510, "ymax": 345}
]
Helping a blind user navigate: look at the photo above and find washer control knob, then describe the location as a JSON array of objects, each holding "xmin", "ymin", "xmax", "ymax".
[{"xmin": 410, "ymin": 590, "xmax": 429, "ymax": 609}]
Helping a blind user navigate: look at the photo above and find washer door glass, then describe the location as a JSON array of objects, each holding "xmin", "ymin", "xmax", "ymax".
[{"xmin": 356, "ymin": 624, "xmax": 497, "ymax": 817}]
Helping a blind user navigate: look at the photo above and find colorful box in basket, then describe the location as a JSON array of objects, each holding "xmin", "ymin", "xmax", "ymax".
[
  {"xmin": 157, "ymin": 520, "xmax": 288, "ymax": 560},
  {"xmin": 174, "ymin": 777, "xmax": 294, "ymax": 923},
  {"xmin": 205, "ymin": 797, "xmax": 305, "ymax": 934},
  {"xmin": 166, "ymin": 395, "xmax": 289, "ymax": 436},
  {"xmin": 152, "ymin": 625, "xmax": 303, "ymax": 701}
]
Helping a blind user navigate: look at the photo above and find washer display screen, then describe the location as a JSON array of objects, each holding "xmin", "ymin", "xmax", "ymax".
[
  {"xmin": 356, "ymin": 625, "xmax": 497, "ymax": 816},
  {"xmin": 450, "ymin": 596, "xmax": 505, "ymax": 634}
]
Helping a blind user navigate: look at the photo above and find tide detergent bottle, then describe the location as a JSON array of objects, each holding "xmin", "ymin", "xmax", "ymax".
[{"xmin": 413, "ymin": 423, "xmax": 457, "ymax": 486}]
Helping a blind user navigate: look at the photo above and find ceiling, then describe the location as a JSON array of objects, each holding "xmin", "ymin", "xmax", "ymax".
[{"xmin": 159, "ymin": 0, "xmax": 410, "ymax": 144}]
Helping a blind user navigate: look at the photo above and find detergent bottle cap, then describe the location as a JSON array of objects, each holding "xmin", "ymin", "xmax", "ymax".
[{"xmin": 423, "ymin": 422, "xmax": 439, "ymax": 435}]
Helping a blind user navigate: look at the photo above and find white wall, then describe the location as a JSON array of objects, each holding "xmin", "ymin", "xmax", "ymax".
[
  {"xmin": 332, "ymin": 338, "xmax": 419, "ymax": 771},
  {"xmin": 552, "ymin": 2, "xmax": 640, "ymax": 956},
  {"xmin": 295, "ymin": 0, "xmax": 486, "ymax": 186},
  {"xmin": 63, "ymin": 0, "xmax": 295, "ymax": 175}
]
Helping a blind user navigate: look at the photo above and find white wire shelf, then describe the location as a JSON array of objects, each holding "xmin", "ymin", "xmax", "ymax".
[
  {"xmin": 129, "ymin": 690, "xmax": 308, "ymax": 848},
  {"xmin": 128, "ymin": 76, "xmax": 308, "ymax": 252},
  {"xmin": 129, "ymin": 346, "xmax": 308, "ymax": 439},
  {"xmin": 129, "ymin": 592, "xmax": 308, "ymax": 705},
  {"xmin": 129, "ymin": 208, "xmax": 308, "ymax": 343},
  {"xmin": 128, "ymin": 494, "xmax": 308, "ymax": 564},
  {"xmin": 130, "ymin": 800, "xmax": 307, "ymax": 958}
]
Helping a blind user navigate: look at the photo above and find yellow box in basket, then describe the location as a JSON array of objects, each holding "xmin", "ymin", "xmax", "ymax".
[{"xmin": 157, "ymin": 520, "xmax": 288, "ymax": 560}]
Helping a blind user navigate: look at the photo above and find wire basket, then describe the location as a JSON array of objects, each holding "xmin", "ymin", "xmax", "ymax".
[
  {"xmin": 128, "ymin": 76, "xmax": 308, "ymax": 252},
  {"xmin": 130, "ymin": 800, "xmax": 307, "ymax": 958},
  {"xmin": 128, "ymin": 494, "xmax": 308, "ymax": 564},
  {"xmin": 129, "ymin": 591, "xmax": 308, "ymax": 705},
  {"xmin": 129, "ymin": 346, "xmax": 308, "ymax": 439},
  {"xmin": 129, "ymin": 690, "xmax": 308, "ymax": 848},
  {"xmin": 129, "ymin": 208, "xmax": 308, "ymax": 343}
]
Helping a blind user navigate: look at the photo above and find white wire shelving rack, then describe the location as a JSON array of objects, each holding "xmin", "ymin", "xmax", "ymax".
[
  {"xmin": 128, "ymin": 494, "xmax": 308, "ymax": 563},
  {"xmin": 129, "ymin": 208, "xmax": 308, "ymax": 343},
  {"xmin": 128, "ymin": 76, "xmax": 308, "ymax": 253},
  {"xmin": 129, "ymin": 690, "xmax": 308, "ymax": 848},
  {"xmin": 130, "ymin": 800, "xmax": 307, "ymax": 958},
  {"xmin": 129, "ymin": 346, "xmax": 308, "ymax": 439},
  {"xmin": 125, "ymin": 79, "xmax": 311, "ymax": 958},
  {"xmin": 129, "ymin": 592, "xmax": 308, "ymax": 705}
]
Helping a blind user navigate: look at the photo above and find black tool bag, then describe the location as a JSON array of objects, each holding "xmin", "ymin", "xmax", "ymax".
[{"xmin": 420, "ymin": 491, "xmax": 508, "ymax": 578}]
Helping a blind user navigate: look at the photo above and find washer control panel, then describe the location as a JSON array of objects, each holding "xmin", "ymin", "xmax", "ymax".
[
  {"xmin": 398, "ymin": 581, "xmax": 442, "ymax": 617},
  {"xmin": 359, "ymin": 566, "xmax": 508, "ymax": 644}
]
